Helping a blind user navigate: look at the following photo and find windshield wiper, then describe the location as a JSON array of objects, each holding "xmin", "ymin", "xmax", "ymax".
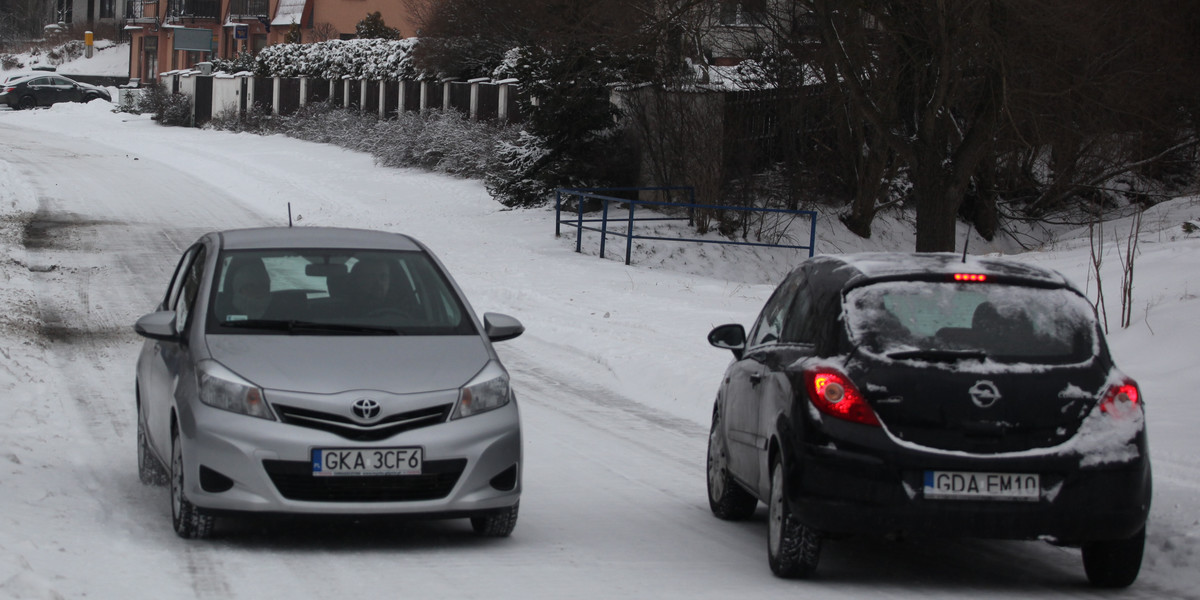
[
  {"xmin": 886, "ymin": 349, "xmax": 987, "ymax": 362},
  {"xmin": 220, "ymin": 319, "xmax": 400, "ymax": 335}
]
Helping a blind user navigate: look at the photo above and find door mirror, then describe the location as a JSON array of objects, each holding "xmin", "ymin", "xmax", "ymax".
[
  {"xmin": 134, "ymin": 311, "xmax": 181, "ymax": 341},
  {"xmin": 708, "ymin": 324, "xmax": 746, "ymax": 359},
  {"xmin": 483, "ymin": 312, "xmax": 524, "ymax": 343}
]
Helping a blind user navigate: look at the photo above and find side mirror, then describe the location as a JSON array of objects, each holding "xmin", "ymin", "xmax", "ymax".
[
  {"xmin": 483, "ymin": 312, "xmax": 524, "ymax": 343},
  {"xmin": 134, "ymin": 311, "xmax": 181, "ymax": 341},
  {"xmin": 708, "ymin": 324, "xmax": 746, "ymax": 359}
]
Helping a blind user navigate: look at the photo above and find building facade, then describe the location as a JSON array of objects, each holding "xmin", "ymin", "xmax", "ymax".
[{"xmin": 123, "ymin": 0, "xmax": 418, "ymax": 82}]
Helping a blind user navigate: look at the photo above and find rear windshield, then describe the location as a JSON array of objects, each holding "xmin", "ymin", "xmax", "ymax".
[
  {"xmin": 206, "ymin": 249, "xmax": 476, "ymax": 336},
  {"xmin": 844, "ymin": 281, "xmax": 1098, "ymax": 364}
]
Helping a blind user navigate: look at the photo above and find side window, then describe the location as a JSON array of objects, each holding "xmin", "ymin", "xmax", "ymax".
[
  {"xmin": 173, "ymin": 246, "xmax": 208, "ymax": 333},
  {"xmin": 162, "ymin": 246, "xmax": 199, "ymax": 311},
  {"xmin": 747, "ymin": 274, "xmax": 802, "ymax": 348},
  {"xmin": 781, "ymin": 274, "xmax": 817, "ymax": 344}
]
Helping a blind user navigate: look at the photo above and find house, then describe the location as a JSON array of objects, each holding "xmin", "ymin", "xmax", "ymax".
[{"xmin": 122, "ymin": 0, "xmax": 418, "ymax": 82}]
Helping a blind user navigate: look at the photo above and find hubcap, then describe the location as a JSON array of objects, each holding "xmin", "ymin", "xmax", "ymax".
[
  {"xmin": 171, "ymin": 441, "xmax": 183, "ymax": 520},
  {"xmin": 769, "ymin": 465, "xmax": 784, "ymax": 552},
  {"xmin": 707, "ymin": 427, "xmax": 726, "ymax": 499}
]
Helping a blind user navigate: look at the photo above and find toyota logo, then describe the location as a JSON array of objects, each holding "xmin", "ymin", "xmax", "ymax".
[
  {"xmin": 968, "ymin": 380, "xmax": 1002, "ymax": 409},
  {"xmin": 352, "ymin": 398, "xmax": 381, "ymax": 420}
]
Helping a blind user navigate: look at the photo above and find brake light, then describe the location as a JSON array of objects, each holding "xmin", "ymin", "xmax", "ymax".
[
  {"xmin": 804, "ymin": 370, "xmax": 880, "ymax": 426},
  {"xmin": 954, "ymin": 273, "xmax": 988, "ymax": 282},
  {"xmin": 1099, "ymin": 381, "xmax": 1140, "ymax": 415}
]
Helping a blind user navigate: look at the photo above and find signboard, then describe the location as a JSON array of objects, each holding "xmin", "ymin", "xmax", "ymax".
[
  {"xmin": 234, "ymin": 25, "xmax": 247, "ymax": 40},
  {"xmin": 174, "ymin": 27, "xmax": 213, "ymax": 52}
]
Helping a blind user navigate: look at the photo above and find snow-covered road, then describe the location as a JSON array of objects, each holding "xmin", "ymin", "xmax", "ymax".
[{"xmin": 1, "ymin": 105, "xmax": 1198, "ymax": 599}]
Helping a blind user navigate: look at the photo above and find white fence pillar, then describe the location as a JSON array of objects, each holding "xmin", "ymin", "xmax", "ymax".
[
  {"xmin": 468, "ymin": 77, "xmax": 488, "ymax": 121},
  {"xmin": 272, "ymin": 76, "xmax": 281, "ymax": 116},
  {"xmin": 378, "ymin": 81, "xmax": 387, "ymax": 118},
  {"xmin": 299, "ymin": 76, "xmax": 308, "ymax": 107},
  {"xmin": 343, "ymin": 78, "xmax": 351, "ymax": 108}
]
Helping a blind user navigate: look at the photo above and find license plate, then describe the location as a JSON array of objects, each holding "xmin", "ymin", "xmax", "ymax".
[
  {"xmin": 311, "ymin": 447, "xmax": 422, "ymax": 477},
  {"xmin": 923, "ymin": 471, "xmax": 1039, "ymax": 501}
]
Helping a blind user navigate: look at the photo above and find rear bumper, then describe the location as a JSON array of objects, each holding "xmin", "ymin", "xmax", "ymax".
[{"xmin": 787, "ymin": 442, "xmax": 1151, "ymax": 543}]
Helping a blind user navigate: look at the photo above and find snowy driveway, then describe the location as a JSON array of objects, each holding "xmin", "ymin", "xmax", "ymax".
[{"xmin": 1, "ymin": 107, "xmax": 1198, "ymax": 599}]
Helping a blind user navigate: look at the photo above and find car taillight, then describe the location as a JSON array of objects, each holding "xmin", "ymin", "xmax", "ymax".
[
  {"xmin": 2, "ymin": 87, "xmax": 14, "ymax": 93},
  {"xmin": 1099, "ymin": 380, "xmax": 1140, "ymax": 415},
  {"xmin": 953, "ymin": 273, "xmax": 987, "ymax": 282},
  {"xmin": 804, "ymin": 370, "xmax": 880, "ymax": 426}
]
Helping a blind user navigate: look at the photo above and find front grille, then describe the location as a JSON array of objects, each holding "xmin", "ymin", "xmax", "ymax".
[
  {"xmin": 273, "ymin": 403, "xmax": 452, "ymax": 441},
  {"xmin": 263, "ymin": 458, "xmax": 466, "ymax": 502}
]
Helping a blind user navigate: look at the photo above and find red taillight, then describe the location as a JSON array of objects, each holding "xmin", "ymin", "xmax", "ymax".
[
  {"xmin": 1100, "ymin": 381, "xmax": 1140, "ymax": 415},
  {"xmin": 954, "ymin": 273, "xmax": 988, "ymax": 282},
  {"xmin": 804, "ymin": 370, "xmax": 880, "ymax": 426}
]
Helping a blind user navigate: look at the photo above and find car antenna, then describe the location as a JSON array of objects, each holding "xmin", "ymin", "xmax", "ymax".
[
  {"xmin": 961, "ymin": 225, "xmax": 970, "ymax": 263},
  {"xmin": 288, "ymin": 202, "xmax": 293, "ymax": 228}
]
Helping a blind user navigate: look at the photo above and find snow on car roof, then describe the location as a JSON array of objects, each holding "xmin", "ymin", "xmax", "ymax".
[
  {"xmin": 821, "ymin": 252, "xmax": 1071, "ymax": 287},
  {"xmin": 216, "ymin": 227, "xmax": 424, "ymax": 251}
]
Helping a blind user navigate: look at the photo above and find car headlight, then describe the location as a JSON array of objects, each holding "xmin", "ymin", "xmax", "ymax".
[
  {"xmin": 197, "ymin": 360, "xmax": 274, "ymax": 420},
  {"xmin": 452, "ymin": 362, "xmax": 511, "ymax": 419}
]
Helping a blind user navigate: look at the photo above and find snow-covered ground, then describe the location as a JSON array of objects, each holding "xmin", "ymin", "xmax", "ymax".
[
  {"xmin": 1, "ymin": 40, "xmax": 129, "ymax": 77},
  {"xmin": 1, "ymin": 100, "xmax": 1198, "ymax": 599}
]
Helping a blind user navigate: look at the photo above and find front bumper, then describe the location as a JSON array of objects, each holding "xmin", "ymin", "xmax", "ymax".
[
  {"xmin": 177, "ymin": 399, "xmax": 522, "ymax": 517},
  {"xmin": 786, "ymin": 441, "xmax": 1151, "ymax": 543}
]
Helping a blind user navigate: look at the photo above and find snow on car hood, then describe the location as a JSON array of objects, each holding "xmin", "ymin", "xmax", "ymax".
[{"xmin": 205, "ymin": 334, "xmax": 492, "ymax": 395}]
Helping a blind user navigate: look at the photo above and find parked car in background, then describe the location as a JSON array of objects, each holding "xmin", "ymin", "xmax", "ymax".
[
  {"xmin": 134, "ymin": 227, "xmax": 525, "ymax": 539},
  {"xmin": 705, "ymin": 252, "xmax": 1151, "ymax": 587},
  {"xmin": 0, "ymin": 73, "xmax": 111, "ymax": 109}
]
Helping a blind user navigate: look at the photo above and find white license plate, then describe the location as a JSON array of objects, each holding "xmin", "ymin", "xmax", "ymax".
[
  {"xmin": 311, "ymin": 447, "xmax": 422, "ymax": 477},
  {"xmin": 923, "ymin": 471, "xmax": 1039, "ymax": 501}
]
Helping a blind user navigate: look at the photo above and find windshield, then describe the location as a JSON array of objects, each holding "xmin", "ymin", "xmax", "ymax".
[
  {"xmin": 843, "ymin": 281, "xmax": 1098, "ymax": 364},
  {"xmin": 207, "ymin": 249, "xmax": 476, "ymax": 336}
]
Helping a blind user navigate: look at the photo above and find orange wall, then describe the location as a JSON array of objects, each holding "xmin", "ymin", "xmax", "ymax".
[{"xmin": 129, "ymin": 0, "xmax": 420, "ymax": 81}]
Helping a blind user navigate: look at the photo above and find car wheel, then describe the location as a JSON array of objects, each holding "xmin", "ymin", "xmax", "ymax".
[
  {"xmin": 470, "ymin": 502, "xmax": 519, "ymax": 537},
  {"xmin": 17, "ymin": 95, "xmax": 36, "ymax": 110},
  {"xmin": 137, "ymin": 399, "xmax": 168, "ymax": 486},
  {"xmin": 1082, "ymin": 527, "xmax": 1145, "ymax": 588},
  {"xmin": 767, "ymin": 459, "xmax": 821, "ymax": 578},
  {"xmin": 171, "ymin": 427, "xmax": 215, "ymax": 539},
  {"xmin": 707, "ymin": 411, "xmax": 757, "ymax": 520}
]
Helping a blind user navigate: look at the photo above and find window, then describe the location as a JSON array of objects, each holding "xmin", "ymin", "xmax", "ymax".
[
  {"xmin": 174, "ymin": 246, "xmax": 208, "ymax": 333},
  {"xmin": 100, "ymin": 0, "xmax": 115, "ymax": 19},
  {"xmin": 720, "ymin": 0, "xmax": 765, "ymax": 26},
  {"xmin": 747, "ymin": 273, "xmax": 802, "ymax": 348}
]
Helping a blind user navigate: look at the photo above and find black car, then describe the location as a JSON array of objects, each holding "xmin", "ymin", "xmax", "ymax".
[
  {"xmin": 0, "ymin": 73, "xmax": 111, "ymax": 109},
  {"xmin": 705, "ymin": 252, "xmax": 1151, "ymax": 587}
]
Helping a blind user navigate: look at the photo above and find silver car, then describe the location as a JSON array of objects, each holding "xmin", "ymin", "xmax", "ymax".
[{"xmin": 134, "ymin": 227, "xmax": 524, "ymax": 539}]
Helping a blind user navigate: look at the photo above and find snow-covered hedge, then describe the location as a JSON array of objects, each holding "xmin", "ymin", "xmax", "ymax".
[{"xmin": 252, "ymin": 38, "xmax": 421, "ymax": 80}]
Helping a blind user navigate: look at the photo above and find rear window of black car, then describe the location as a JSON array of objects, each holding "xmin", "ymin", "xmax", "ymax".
[{"xmin": 844, "ymin": 281, "xmax": 1098, "ymax": 364}]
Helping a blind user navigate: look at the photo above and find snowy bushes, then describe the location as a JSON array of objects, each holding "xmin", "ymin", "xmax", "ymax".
[
  {"xmin": 206, "ymin": 104, "xmax": 517, "ymax": 180},
  {"xmin": 252, "ymin": 38, "xmax": 421, "ymax": 81},
  {"xmin": 485, "ymin": 44, "xmax": 637, "ymax": 207},
  {"xmin": 120, "ymin": 83, "xmax": 193, "ymax": 127}
]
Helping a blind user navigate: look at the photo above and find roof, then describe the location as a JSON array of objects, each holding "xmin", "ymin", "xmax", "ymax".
[
  {"xmin": 216, "ymin": 227, "xmax": 423, "ymax": 251},
  {"xmin": 813, "ymin": 252, "xmax": 1072, "ymax": 289}
]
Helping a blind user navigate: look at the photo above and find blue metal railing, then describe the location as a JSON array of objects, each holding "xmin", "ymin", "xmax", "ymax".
[{"xmin": 555, "ymin": 187, "xmax": 818, "ymax": 265}]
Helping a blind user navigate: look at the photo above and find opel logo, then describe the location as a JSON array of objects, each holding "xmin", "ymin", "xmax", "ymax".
[
  {"xmin": 969, "ymin": 380, "xmax": 1001, "ymax": 409},
  {"xmin": 352, "ymin": 398, "xmax": 382, "ymax": 420}
]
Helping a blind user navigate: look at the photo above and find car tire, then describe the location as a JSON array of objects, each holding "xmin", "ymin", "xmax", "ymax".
[
  {"xmin": 1082, "ymin": 527, "xmax": 1145, "ymax": 588},
  {"xmin": 707, "ymin": 411, "xmax": 757, "ymax": 520},
  {"xmin": 470, "ymin": 502, "xmax": 519, "ymax": 537},
  {"xmin": 767, "ymin": 459, "xmax": 821, "ymax": 578},
  {"xmin": 137, "ymin": 399, "xmax": 168, "ymax": 486},
  {"xmin": 171, "ymin": 428, "xmax": 215, "ymax": 539},
  {"xmin": 17, "ymin": 95, "xmax": 36, "ymax": 110}
]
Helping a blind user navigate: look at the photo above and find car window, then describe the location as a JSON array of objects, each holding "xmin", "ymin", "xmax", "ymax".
[
  {"xmin": 208, "ymin": 248, "xmax": 475, "ymax": 336},
  {"xmin": 747, "ymin": 273, "xmax": 802, "ymax": 348},
  {"xmin": 27, "ymin": 77, "xmax": 49, "ymax": 86},
  {"xmin": 843, "ymin": 281, "xmax": 1098, "ymax": 363},
  {"xmin": 162, "ymin": 245, "xmax": 199, "ymax": 311},
  {"xmin": 174, "ymin": 246, "xmax": 208, "ymax": 333},
  {"xmin": 780, "ymin": 272, "xmax": 819, "ymax": 345}
]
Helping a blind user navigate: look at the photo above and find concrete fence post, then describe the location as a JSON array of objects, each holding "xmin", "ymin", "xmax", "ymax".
[
  {"xmin": 272, "ymin": 76, "xmax": 281, "ymax": 116},
  {"xmin": 299, "ymin": 76, "xmax": 308, "ymax": 107}
]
